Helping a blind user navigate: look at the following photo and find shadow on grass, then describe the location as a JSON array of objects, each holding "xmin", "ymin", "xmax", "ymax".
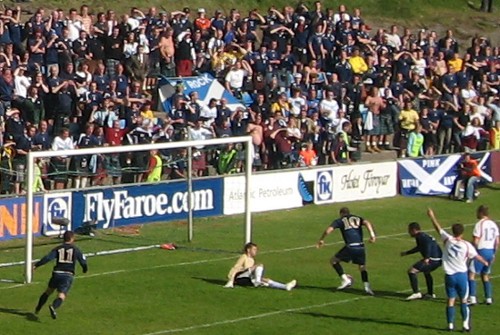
[
  {"xmin": 0, "ymin": 307, "xmax": 40, "ymax": 322},
  {"xmin": 175, "ymin": 246, "xmax": 240, "ymax": 254},
  {"xmin": 340, "ymin": 287, "xmax": 446, "ymax": 303},
  {"xmin": 296, "ymin": 311, "xmax": 444, "ymax": 332},
  {"xmin": 192, "ymin": 277, "xmax": 227, "ymax": 286},
  {"xmin": 318, "ymin": 287, "xmax": 409, "ymax": 299},
  {"xmin": 482, "ymin": 183, "xmax": 500, "ymax": 191},
  {"xmin": 292, "ymin": 284, "xmax": 335, "ymax": 293}
]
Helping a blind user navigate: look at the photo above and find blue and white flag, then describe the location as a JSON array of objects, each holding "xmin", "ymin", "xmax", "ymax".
[
  {"xmin": 398, "ymin": 153, "xmax": 491, "ymax": 196},
  {"xmin": 158, "ymin": 73, "xmax": 245, "ymax": 113}
]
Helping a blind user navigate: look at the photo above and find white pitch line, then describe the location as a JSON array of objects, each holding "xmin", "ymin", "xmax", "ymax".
[
  {"xmin": 141, "ymin": 275, "xmax": 500, "ymax": 335},
  {"xmin": 77, "ymin": 225, "xmax": 463, "ymax": 280},
  {"xmin": 0, "ymin": 224, "xmax": 476, "ymax": 287},
  {"xmin": 141, "ymin": 297, "xmax": 365, "ymax": 335}
]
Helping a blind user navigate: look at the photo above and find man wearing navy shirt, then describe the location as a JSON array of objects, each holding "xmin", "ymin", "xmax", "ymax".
[
  {"xmin": 317, "ymin": 207, "xmax": 376, "ymax": 295},
  {"xmin": 34, "ymin": 230, "xmax": 88, "ymax": 319},
  {"xmin": 401, "ymin": 222, "xmax": 443, "ymax": 300}
]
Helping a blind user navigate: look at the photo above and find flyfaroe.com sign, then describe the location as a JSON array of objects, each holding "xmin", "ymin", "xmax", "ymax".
[{"xmin": 70, "ymin": 179, "xmax": 223, "ymax": 229}]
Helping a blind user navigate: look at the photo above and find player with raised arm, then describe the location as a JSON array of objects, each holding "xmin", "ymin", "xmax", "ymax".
[
  {"xmin": 317, "ymin": 207, "xmax": 376, "ymax": 295},
  {"xmin": 468, "ymin": 205, "xmax": 499, "ymax": 305},
  {"xmin": 34, "ymin": 231, "xmax": 88, "ymax": 319},
  {"xmin": 223, "ymin": 242, "xmax": 297, "ymax": 291},
  {"xmin": 427, "ymin": 208, "xmax": 488, "ymax": 332},
  {"xmin": 401, "ymin": 222, "xmax": 443, "ymax": 300}
]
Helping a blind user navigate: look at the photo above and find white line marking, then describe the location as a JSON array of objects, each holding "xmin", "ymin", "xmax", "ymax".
[
  {"xmin": 141, "ymin": 275, "xmax": 500, "ymax": 335},
  {"xmin": 0, "ymin": 225, "xmax": 471, "ymax": 285},
  {"xmin": 142, "ymin": 298, "xmax": 365, "ymax": 335}
]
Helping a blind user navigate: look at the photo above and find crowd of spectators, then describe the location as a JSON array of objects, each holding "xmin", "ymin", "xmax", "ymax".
[{"xmin": 0, "ymin": 2, "xmax": 499, "ymax": 195}]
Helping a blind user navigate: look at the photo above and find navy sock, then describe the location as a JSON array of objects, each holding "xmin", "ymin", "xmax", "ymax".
[
  {"xmin": 332, "ymin": 263, "xmax": 344, "ymax": 276},
  {"xmin": 424, "ymin": 272, "xmax": 433, "ymax": 295},
  {"xmin": 52, "ymin": 298, "xmax": 63, "ymax": 309},
  {"xmin": 361, "ymin": 270, "xmax": 368, "ymax": 283},
  {"xmin": 408, "ymin": 272, "xmax": 419, "ymax": 293},
  {"xmin": 36, "ymin": 293, "xmax": 49, "ymax": 311}
]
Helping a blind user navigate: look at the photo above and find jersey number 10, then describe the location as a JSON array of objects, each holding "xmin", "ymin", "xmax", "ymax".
[{"xmin": 342, "ymin": 216, "xmax": 361, "ymax": 230}]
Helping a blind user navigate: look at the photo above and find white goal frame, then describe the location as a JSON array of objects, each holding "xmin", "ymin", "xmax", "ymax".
[{"xmin": 25, "ymin": 135, "xmax": 253, "ymax": 284}]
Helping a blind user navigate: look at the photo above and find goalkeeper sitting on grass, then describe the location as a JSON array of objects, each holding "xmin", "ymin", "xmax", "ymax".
[{"xmin": 224, "ymin": 242, "xmax": 296, "ymax": 291}]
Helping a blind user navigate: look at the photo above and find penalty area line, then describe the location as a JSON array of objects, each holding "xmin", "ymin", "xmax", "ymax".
[
  {"xmin": 0, "ymin": 223, "xmax": 477, "ymax": 287},
  {"xmin": 141, "ymin": 297, "xmax": 366, "ymax": 335},
  {"xmin": 141, "ymin": 275, "xmax": 500, "ymax": 335}
]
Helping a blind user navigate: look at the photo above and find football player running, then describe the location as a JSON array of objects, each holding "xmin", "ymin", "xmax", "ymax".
[{"xmin": 317, "ymin": 207, "xmax": 376, "ymax": 295}]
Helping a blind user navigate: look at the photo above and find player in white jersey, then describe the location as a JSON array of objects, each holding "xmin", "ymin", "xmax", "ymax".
[
  {"xmin": 468, "ymin": 205, "xmax": 499, "ymax": 305},
  {"xmin": 427, "ymin": 208, "xmax": 488, "ymax": 332},
  {"xmin": 223, "ymin": 242, "xmax": 297, "ymax": 291}
]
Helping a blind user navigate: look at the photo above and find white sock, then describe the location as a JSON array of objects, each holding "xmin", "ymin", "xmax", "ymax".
[
  {"xmin": 254, "ymin": 266, "xmax": 264, "ymax": 284},
  {"xmin": 364, "ymin": 282, "xmax": 371, "ymax": 289},
  {"xmin": 74, "ymin": 178, "xmax": 80, "ymax": 189},
  {"xmin": 341, "ymin": 274, "xmax": 349, "ymax": 281},
  {"xmin": 267, "ymin": 280, "xmax": 286, "ymax": 290}
]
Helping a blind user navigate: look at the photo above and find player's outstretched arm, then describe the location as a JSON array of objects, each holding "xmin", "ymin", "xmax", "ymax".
[
  {"xmin": 363, "ymin": 220, "xmax": 376, "ymax": 243},
  {"xmin": 427, "ymin": 208, "xmax": 442, "ymax": 234},
  {"xmin": 317, "ymin": 226, "xmax": 334, "ymax": 248}
]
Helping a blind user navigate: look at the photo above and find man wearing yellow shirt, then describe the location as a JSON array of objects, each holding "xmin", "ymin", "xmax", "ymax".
[
  {"xmin": 447, "ymin": 53, "xmax": 463, "ymax": 73},
  {"xmin": 140, "ymin": 101, "xmax": 155, "ymax": 123},
  {"xmin": 399, "ymin": 100, "xmax": 420, "ymax": 157},
  {"xmin": 224, "ymin": 242, "xmax": 296, "ymax": 291},
  {"xmin": 349, "ymin": 48, "xmax": 368, "ymax": 75},
  {"xmin": 490, "ymin": 121, "xmax": 500, "ymax": 149}
]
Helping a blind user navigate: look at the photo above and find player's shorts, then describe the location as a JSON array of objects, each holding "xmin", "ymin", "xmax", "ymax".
[
  {"xmin": 445, "ymin": 272, "xmax": 468, "ymax": 299},
  {"xmin": 335, "ymin": 245, "xmax": 366, "ymax": 265},
  {"xmin": 48, "ymin": 272, "xmax": 74, "ymax": 294},
  {"xmin": 413, "ymin": 259, "xmax": 442, "ymax": 273},
  {"xmin": 233, "ymin": 269, "xmax": 256, "ymax": 287},
  {"xmin": 470, "ymin": 249, "xmax": 495, "ymax": 275}
]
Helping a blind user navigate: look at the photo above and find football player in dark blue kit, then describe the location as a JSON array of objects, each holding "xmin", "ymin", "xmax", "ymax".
[
  {"xmin": 401, "ymin": 222, "xmax": 443, "ymax": 300},
  {"xmin": 317, "ymin": 207, "xmax": 376, "ymax": 295},
  {"xmin": 34, "ymin": 230, "xmax": 88, "ymax": 319}
]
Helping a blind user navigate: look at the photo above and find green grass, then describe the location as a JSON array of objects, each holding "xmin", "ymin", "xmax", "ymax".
[
  {"xmin": 11, "ymin": 0, "xmax": 498, "ymax": 40},
  {"xmin": 1, "ymin": 186, "xmax": 500, "ymax": 335}
]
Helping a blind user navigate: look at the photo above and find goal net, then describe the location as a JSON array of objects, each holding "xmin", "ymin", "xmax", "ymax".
[{"xmin": 22, "ymin": 135, "xmax": 253, "ymax": 284}]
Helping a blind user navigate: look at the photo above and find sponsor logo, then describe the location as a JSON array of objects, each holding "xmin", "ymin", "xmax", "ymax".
[
  {"xmin": 298, "ymin": 173, "xmax": 313, "ymax": 203},
  {"xmin": 43, "ymin": 192, "xmax": 72, "ymax": 232},
  {"xmin": 316, "ymin": 171, "xmax": 333, "ymax": 201},
  {"xmin": 340, "ymin": 169, "xmax": 390, "ymax": 194},
  {"xmin": 83, "ymin": 189, "xmax": 214, "ymax": 228}
]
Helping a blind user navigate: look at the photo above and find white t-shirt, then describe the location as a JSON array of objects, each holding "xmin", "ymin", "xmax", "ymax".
[
  {"xmin": 385, "ymin": 33, "xmax": 402, "ymax": 50},
  {"xmin": 225, "ymin": 69, "xmax": 246, "ymax": 89},
  {"xmin": 320, "ymin": 99, "xmax": 339, "ymax": 122},
  {"xmin": 189, "ymin": 127, "xmax": 213, "ymax": 149},
  {"xmin": 14, "ymin": 75, "xmax": 31, "ymax": 98},
  {"xmin": 413, "ymin": 58, "xmax": 427, "ymax": 77},
  {"xmin": 461, "ymin": 88, "xmax": 477, "ymax": 101},
  {"xmin": 51, "ymin": 136, "xmax": 75, "ymax": 156},
  {"xmin": 289, "ymin": 96, "xmax": 306, "ymax": 117},
  {"xmin": 473, "ymin": 218, "xmax": 499, "ymax": 250},
  {"xmin": 440, "ymin": 229, "xmax": 478, "ymax": 275}
]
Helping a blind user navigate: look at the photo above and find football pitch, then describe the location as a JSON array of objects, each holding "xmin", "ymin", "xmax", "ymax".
[{"xmin": 1, "ymin": 186, "xmax": 500, "ymax": 335}]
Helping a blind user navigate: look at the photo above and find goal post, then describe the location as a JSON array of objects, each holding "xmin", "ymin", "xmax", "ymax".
[{"xmin": 25, "ymin": 135, "xmax": 253, "ymax": 284}]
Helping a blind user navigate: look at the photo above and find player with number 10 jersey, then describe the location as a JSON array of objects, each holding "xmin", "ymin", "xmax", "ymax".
[{"xmin": 317, "ymin": 207, "xmax": 376, "ymax": 295}]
